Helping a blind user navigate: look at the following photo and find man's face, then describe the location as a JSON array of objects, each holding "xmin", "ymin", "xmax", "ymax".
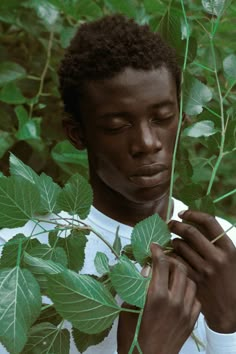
[{"xmin": 79, "ymin": 66, "xmax": 179, "ymax": 205}]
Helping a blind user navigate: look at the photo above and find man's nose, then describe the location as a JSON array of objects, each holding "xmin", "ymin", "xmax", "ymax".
[{"xmin": 130, "ymin": 122, "xmax": 162, "ymax": 157}]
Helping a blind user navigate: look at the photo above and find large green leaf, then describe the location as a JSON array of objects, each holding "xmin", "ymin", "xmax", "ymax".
[
  {"xmin": 72, "ymin": 326, "xmax": 111, "ymax": 353},
  {"xmin": 0, "ymin": 61, "xmax": 26, "ymax": 87},
  {"xmin": 27, "ymin": 244, "xmax": 68, "ymax": 267},
  {"xmin": 0, "ymin": 267, "xmax": 41, "ymax": 354},
  {"xmin": 110, "ymin": 256, "xmax": 149, "ymax": 308},
  {"xmin": 223, "ymin": 54, "xmax": 236, "ymax": 80},
  {"xmin": 36, "ymin": 173, "xmax": 61, "ymax": 213},
  {"xmin": 183, "ymin": 120, "xmax": 219, "ymax": 138},
  {"xmin": 183, "ymin": 74, "xmax": 213, "ymax": 115},
  {"xmin": 10, "ymin": 154, "xmax": 62, "ymax": 213},
  {"xmin": 47, "ymin": 270, "xmax": 120, "ymax": 334},
  {"xmin": 22, "ymin": 322, "xmax": 70, "ymax": 354},
  {"xmin": 49, "ymin": 229, "xmax": 88, "ymax": 272},
  {"xmin": 0, "ymin": 234, "xmax": 40, "ymax": 268},
  {"xmin": 57, "ymin": 173, "xmax": 93, "ymax": 219},
  {"xmin": 23, "ymin": 252, "xmax": 66, "ymax": 292},
  {"xmin": 10, "ymin": 153, "xmax": 36, "ymax": 184},
  {"xmin": 0, "ymin": 176, "xmax": 41, "ymax": 228},
  {"xmin": 158, "ymin": 6, "xmax": 197, "ymax": 65},
  {"xmin": 131, "ymin": 214, "xmax": 171, "ymax": 266}
]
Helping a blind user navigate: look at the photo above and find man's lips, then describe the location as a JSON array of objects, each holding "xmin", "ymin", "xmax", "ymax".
[
  {"xmin": 131, "ymin": 163, "xmax": 167, "ymax": 177},
  {"xmin": 129, "ymin": 164, "xmax": 168, "ymax": 187}
]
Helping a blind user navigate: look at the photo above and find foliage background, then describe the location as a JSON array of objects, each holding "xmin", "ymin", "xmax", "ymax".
[{"xmin": 0, "ymin": 0, "xmax": 235, "ymax": 222}]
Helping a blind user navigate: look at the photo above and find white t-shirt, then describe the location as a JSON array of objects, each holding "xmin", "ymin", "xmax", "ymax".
[{"xmin": 0, "ymin": 199, "xmax": 236, "ymax": 354}]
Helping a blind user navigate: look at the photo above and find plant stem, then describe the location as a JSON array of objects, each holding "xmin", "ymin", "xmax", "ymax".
[
  {"xmin": 167, "ymin": 0, "xmax": 189, "ymax": 222},
  {"xmin": 211, "ymin": 223, "xmax": 236, "ymax": 244},
  {"xmin": 213, "ymin": 188, "xmax": 236, "ymax": 204},
  {"xmin": 28, "ymin": 31, "xmax": 54, "ymax": 118},
  {"xmin": 128, "ymin": 309, "xmax": 144, "ymax": 354},
  {"xmin": 206, "ymin": 39, "xmax": 225, "ymax": 195}
]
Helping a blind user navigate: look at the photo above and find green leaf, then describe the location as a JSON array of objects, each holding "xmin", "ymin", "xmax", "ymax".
[
  {"xmin": 158, "ymin": 6, "xmax": 197, "ymax": 65},
  {"xmin": 60, "ymin": 26, "xmax": 77, "ymax": 49},
  {"xmin": 10, "ymin": 153, "xmax": 36, "ymax": 184},
  {"xmin": 94, "ymin": 252, "xmax": 110, "ymax": 275},
  {"xmin": 183, "ymin": 120, "xmax": 219, "ymax": 138},
  {"xmin": 49, "ymin": 229, "xmax": 88, "ymax": 272},
  {"xmin": 10, "ymin": 154, "xmax": 61, "ymax": 213},
  {"xmin": 23, "ymin": 252, "xmax": 66, "ymax": 292},
  {"xmin": 28, "ymin": 0, "xmax": 59, "ymax": 28},
  {"xmin": 110, "ymin": 256, "xmax": 149, "ymax": 308},
  {"xmin": 47, "ymin": 270, "xmax": 120, "ymax": 334},
  {"xmin": 51, "ymin": 140, "xmax": 89, "ymax": 177},
  {"xmin": 28, "ymin": 244, "xmax": 68, "ymax": 267},
  {"xmin": 122, "ymin": 244, "xmax": 136, "ymax": 261},
  {"xmin": 104, "ymin": 0, "xmax": 137, "ymax": 17},
  {"xmin": 183, "ymin": 74, "xmax": 213, "ymax": 115},
  {"xmin": 0, "ymin": 267, "xmax": 41, "ymax": 354},
  {"xmin": 0, "ymin": 176, "xmax": 41, "ymax": 228},
  {"xmin": 34, "ymin": 305, "xmax": 62, "ymax": 326},
  {"xmin": 202, "ymin": 0, "xmax": 226, "ymax": 16},
  {"xmin": 47, "ymin": 0, "xmax": 102, "ymax": 19},
  {"xmin": 57, "ymin": 174, "xmax": 93, "ymax": 219},
  {"xmin": 223, "ymin": 54, "xmax": 236, "ymax": 80},
  {"xmin": 22, "ymin": 322, "xmax": 70, "ymax": 354},
  {"xmin": 37, "ymin": 173, "xmax": 61, "ymax": 213},
  {"xmin": 0, "ymin": 82, "xmax": 26, "ymax": 104},
  {"xmin": 72, "ymin": 326, "xmax": 111, "ymax": 353},
  {"xmin": 143, "ymin": 0, "xmax": 166, "ymax": 14},
  {"xmin": 131, "ymin": 214, "xmax": 171, "ymax": 266},
  {"xmin": 0, "ymin": 234, "xmax": 40, "ymax": 269},
  {"xmin": 0, "ymin": 131, "xmax": 15, "ymax": 159},
  {"xmin": 113, "ymin": 226, "xmax": 122, "ymax": 256},
  {"xmin": 16, "ymin": 117, "xmax": 42, "ymax": 141},
  {"xmin": 0, "ymin": 61, "xmax": 26, "ymax": 87}
]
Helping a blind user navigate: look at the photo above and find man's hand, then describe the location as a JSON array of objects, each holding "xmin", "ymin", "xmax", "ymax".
[
  {"xmin": 169, "ymin": 210, "xmax": 236, "ymax": 333},
  {"xmin": 117, "ymin": 244, "xmax": 201, "ymax": 354}
]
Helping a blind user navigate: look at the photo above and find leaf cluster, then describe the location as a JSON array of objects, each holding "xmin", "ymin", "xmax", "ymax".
[{"xmin": 0, "ymin": 154, "xmax": 171, "ymax": 353}]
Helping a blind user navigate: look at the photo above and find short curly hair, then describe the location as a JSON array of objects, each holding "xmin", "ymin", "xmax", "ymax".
[{"xmin": 59, "ymin": 14, "xmax": 181, "ymax": 122}]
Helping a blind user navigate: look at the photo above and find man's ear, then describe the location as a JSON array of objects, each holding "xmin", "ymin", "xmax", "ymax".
[{"xmin": 63, "ymin": 118, "xmax": 86, "ymax": 150}]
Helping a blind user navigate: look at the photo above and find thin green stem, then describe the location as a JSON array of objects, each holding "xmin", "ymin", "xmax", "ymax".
[
  {"xmin": 213, "ymin": 188, "xmax": 236, "ymax": 204},
  {"xmin": 128, "ymin": 309, "xmax": 144, "ymax": 354},
  {"xmin": 206, "ymin": 39, "xmax": 225, "ymax": 195},
  {"xmin": 167, "ymin": 0, "xmax": 190, "ymax": 222},
  {"xmin": 193, "ymin": 62, "xmax": 215, "ymax": 73},
  {"xmin": 223, "ymin": 80, "xmax": 236, "ymax": 102},
  {"xmin": 16, "ymin": 239, "xmax": 22, "ymax": 267},
  {"xmin": 211, "ymin": 223, "xmax": 236, "ymax": 244},
  {"xmin": 203, "ymin": 105, "xmax": 221, "ymax": 119},
  {"xmin": 121, "ymin": 308, "xmax": 141, "ymax": 314},
  {"xmin": 41, "ymin": 304, "xmax": 54, "ymax": 311},
  {"xmin": 28, "ymin": 31, "xmax": 54, "ymax": 118}
]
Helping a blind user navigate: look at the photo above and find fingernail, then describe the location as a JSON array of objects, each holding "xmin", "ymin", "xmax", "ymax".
[
  {"xmin": 178, "ymin": 210, "xmax": 187, "ymax": 218},
  {"xmin": 141, "ymin": 265, "xmax": 151, "ymax": 277}
]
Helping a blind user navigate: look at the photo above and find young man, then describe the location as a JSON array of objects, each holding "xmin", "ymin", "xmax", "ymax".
[
  {"xmin": 59, "ymin": 14, "xmax": 236, "ymax": 353},
  {"xmin": 0, "ymin": 14, "xmax": 235, "ymax": 354}
]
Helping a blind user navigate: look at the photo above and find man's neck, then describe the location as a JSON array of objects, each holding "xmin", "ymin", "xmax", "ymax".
[{"xmin": 92, "ymin": 187, "xmax": 172, "ymax": 227}]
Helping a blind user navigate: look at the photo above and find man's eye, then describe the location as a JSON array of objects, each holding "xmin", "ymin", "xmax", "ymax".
[
  {"xmin": 152, "ymin": 115, "xmax": 174, "ymax": 123},
  {"xmin": 103, "ymin": 124, "xmax": 130, "ymax": 133}
]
